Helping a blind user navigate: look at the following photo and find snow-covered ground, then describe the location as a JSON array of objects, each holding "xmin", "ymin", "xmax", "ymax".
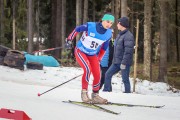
[{"xmin": 0, "ymin": 65, "xmax": 180, "ymax": 120}]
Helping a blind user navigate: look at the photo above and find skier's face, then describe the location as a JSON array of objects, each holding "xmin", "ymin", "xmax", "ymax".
[{"xmin": 102, "ymin": 20, "xmax": 113, "ymax": 29}]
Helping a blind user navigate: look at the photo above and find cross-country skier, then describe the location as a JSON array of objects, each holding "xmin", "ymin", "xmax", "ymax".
[{"xmin": 66, "ymin": 13, "xmax": 114, "ymax": 104}]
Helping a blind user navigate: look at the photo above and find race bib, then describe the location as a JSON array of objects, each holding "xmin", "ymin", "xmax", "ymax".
[{"xmin": 80, "ymin": 32, "xmax": 104, "ymax": 50}]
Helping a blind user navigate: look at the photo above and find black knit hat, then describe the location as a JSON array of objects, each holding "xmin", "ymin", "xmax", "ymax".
[{"xmin": 118, "ymin": 17, "xmax": 129, "ymax": 28}]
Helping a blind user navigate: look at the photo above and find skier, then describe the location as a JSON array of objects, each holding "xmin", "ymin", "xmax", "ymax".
[{"xmin": 66, "ymin": 13, "xmax": 114, "ymax": 104}]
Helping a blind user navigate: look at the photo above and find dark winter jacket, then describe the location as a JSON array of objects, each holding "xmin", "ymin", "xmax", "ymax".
[{"xmin": 112, "ymin": 29, "xmax": 134, "ymax": 66}]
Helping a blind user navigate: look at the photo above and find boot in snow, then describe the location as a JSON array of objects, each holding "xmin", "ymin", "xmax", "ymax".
[
  {"xmin": 81, "ymin": 89, "xmax": 92, "ymax": 103},
  {"xmin": 91, "ymin": 92, "xmax": 108, "ymax": 104}
]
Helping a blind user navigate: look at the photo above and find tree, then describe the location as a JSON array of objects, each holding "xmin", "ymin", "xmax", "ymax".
[
  {"xmin": 176, "ymin": 0, "xmax": 180, "ymax": 62},
  {"xmin": 111, "ymin": 0, "xmax": 115, "ymax": 15},
  {"xmin": 27, "ymin": 0, "xmax": 33, "ymax": 53},
  {"xmin": 121, "ymin": 0, "xmax": 128, "ymax": 17},
  {"xmin": 143, "ymin": 0, "xmax": 152, "ymax": 80},
  {"xmin": 35, "ymin": 0, "xmax": 40, "ymax": 53},
  {"xmin": 167, "ymin": 0, "xmax": 177, "ymax": 63},
  {"xmin": 114, "ymin": 0, "xmax": 120, "ymax": 37},
  {"xmin": 92, "ymin": 0, "xmax": 95, "ymax": 21},
  {"xmin": 0, "ymin": 0, "xmax": 4, "ymax": 44},
  {"xmin": 55, "ymin": 0, "xmax": 62, "ymax": 58},
  {"xmin": 158, "ymin": 0, "xmax": 169, "ymax": 82},
  {"xmin": 12, "ymin": 0, "xmax": 16, "ymax": 49},
  {"xmin": 51, "ymin": 0, "xmax": 57, "ymax": 52},
  {"xmin": 83, "ymin": 0, "xmax": 88, "ymax": 23},
  {"xmin": 76, "ymin": 0, "xmax": 82, "ymax": 42},
  {"xmin": 62, "ymin": 0, "xmax": 66, "ymax": 48}
]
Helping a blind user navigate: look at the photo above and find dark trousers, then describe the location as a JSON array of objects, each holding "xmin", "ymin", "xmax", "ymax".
[
  {"xmin": 103, "ymin": 63, "xmax": 131, "ymax": 93},
  {"xmin": 100, "ymin": 66, "xmax": 109, "ymax": 90}
]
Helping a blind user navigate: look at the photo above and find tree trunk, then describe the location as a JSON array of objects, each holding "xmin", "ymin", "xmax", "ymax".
[
  {"xmin": 143, "ymin": 0, "xmax": 152, "ymax": 80},
  {"xmin": 114, "ymin": 0, "xmax": 120, "ymax": 38},
  {"xmin": 92, "ymin": 0, "xmax": 95, "ymax": 21},
  {"xmin": 121, "ymin": 0, "xmax": 127, "ymax": 17},
  {"xmin": 158, "ymin": 0, "xmax": 168, "ymax": 82},
  {"xmin": 12, "ymin": 0, "xmax": 16, "ymax": 49},
  {"xmin": 133, "ymin": 19, "xmax": 139, "ymax": 92},
  {"xmin": 176, "ymin": 0, "xmax": 180, "ymax": 62},
  {"xmin": 62, "ymin": 0, "xmax": 66, "ymax": 52},
  {"xmin": 111, "ymin": 0, "xmax": 115, "ymax": 14},
  {"xmin": 76, "ymin": 0, "xmax": 81, "ymax": 42},
  {"xmin": 83, "ymin": 0, "xmax": 88, "ymax": 23},
  {"xmin": 129, "ymin": 0, "xmax": 134, "ymax": 33},
  {"xmin": 27, "ymin": 0, "xmax": 33, "ymax": 53},
  {"xmin": 111, "ymin": 0, "xmax": 115, "ymax": 32},
  {"xmin": 167, "ymin": 0, "xmax": 176, "ymax": 63},
  {"xmin": 51, "ymin": 0, "xmax": 57, "ymax": 50},
  {"xmin": 36, "ymin": 0, "xmax": 40, "ymax": 55},
  {"xmin": 0, "ymin": 0, "xmax": 4, "ymax": 44},
  {"xmin": 55, "ymin": 0, "xmax": 62, "ymax": 58}
]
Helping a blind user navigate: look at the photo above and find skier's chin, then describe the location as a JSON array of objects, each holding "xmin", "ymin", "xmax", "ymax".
[{"xmin": 105, "ymin": 26, "xmax": 110, "ymax": 29}]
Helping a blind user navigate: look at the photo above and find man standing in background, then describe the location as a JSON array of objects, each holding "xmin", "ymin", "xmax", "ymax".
[{"xmin": 103, "ymin": 17, "xmax": 135, "ymax": 93}]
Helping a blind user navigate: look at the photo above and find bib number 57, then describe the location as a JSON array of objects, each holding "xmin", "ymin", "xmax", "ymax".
[{"xmin": 90, "ymin": 41, "xmax": 98, "ymax": 49}]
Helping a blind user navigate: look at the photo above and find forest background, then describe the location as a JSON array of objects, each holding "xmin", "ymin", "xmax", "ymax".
[{"xmin": 0, "ymin": 0, "xmax": 180, "ymax": 89}]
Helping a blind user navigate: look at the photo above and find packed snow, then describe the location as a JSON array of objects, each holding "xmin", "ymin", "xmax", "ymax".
[{"xmin": 0, "ymin": 65, "xmax": 180, "ymax": 120}]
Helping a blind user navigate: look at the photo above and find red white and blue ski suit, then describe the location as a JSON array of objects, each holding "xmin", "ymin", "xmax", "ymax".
[{"xmin": 67, "ymin": 22, "xmax": 112, "ymax": 92}]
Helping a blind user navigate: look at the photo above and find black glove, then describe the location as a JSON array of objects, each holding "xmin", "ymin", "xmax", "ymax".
[{"xmin": 65, "ymin": 38, "xmax": 72, "ymax": 49}]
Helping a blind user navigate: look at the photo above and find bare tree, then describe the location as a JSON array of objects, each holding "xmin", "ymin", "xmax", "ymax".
[
  {"xmin": 51, "ymin": 0, "xmax": 57, "ymax": 51},
  {"xmin": 176, "ymin": 0, "xmax": 180, "ymax": 62},
  {"xmin": 114, "ymin": 0, "xmax": 120, "ymax": 37},
  {"xmin": 111, "ymin": 0, "xmax": 115, "ymax": 14},
  {"xmin": 12, "ymin": 0, "xmax": 16, "ymax": 49},
  {"xmin": 76, "ymin": 0, "xmax": 82, "ymax": 42},
  {"xmin": 121, "ymin": 0, "xmax": 128, "ymax": 17},
  {"xmin": 27, "ymin": 0, "xmax": 33, "ymax": 53},
  {"xmin": 143, "ymin": 0, "xmax": 152, "ymax": 80},
  {"xmin": 62, "ymin": 0, "xmax": 66, "ymax": 47},
  {"xmin": 92, "ymin": 0, "xmax": 95, "ymax": 21},
  {"xmin": 0, "ymin": 0, "xmax": 4, "ymax": 44},
  {"xmin": 158, "ymin": 0, "xmax": 169, "ymax": 82},
  {"xmin": 129, "ymin": 0, "xmax": 134, "ymax": 34},
  {"xmin": 55, "ymin": 0, "xmax": 62, "ymax": 58},
  {"xmin": 35, "ymin": 0, "xmax": 40, "ymax": 54},
  {"xmin": 133, "ymin": 19, "xmax": 139, "ymax": 92},
  {"xmin": 83, "ymin": 0, "xmax": 88, "ymax": 23}
]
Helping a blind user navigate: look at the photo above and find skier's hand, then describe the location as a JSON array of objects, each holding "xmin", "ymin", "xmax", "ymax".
[
  {"xmin": 120, "ymin": 64, "xmax": 126, "ymax": 70},
  {"xmin": 65, "ymin": 38, "xmax": 72, "ymax": 49}
]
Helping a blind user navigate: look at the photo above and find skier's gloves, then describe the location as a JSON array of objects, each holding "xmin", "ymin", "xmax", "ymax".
[{"xmin": 65, "ymin": 38, "xmax": 72, "ymax": 49}]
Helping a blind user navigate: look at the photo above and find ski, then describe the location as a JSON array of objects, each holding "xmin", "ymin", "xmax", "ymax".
[
  {"xmin": 63, "ymin": 100, "xmax": 164, "ymax": 109},
  {"xmin": 107, "ymin": 102, "xmax": 165, "ymax": 108},
  {"xmin": 62, "ymin": 100, "xmax": 120, "ymax": 115}
]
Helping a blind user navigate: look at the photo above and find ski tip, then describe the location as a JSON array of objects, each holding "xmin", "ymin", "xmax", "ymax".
[
  {"xmin": 156, "ymin": 105, "xmax": 165, "ymax": 108},
  {"xmin": 62, "ymin": 100, "xmax": 74, "ymax": 103},
  {"xmin": 117, "ymin": 112, "xmax": 121, "ymax": 115}
]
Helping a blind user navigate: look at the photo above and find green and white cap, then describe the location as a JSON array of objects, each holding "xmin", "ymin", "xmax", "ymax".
[{"xmin": 102, "ymin": 14, "xmax": 115, "ymax": 23}]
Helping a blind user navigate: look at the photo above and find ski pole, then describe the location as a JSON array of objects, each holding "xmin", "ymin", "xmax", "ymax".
[
  {"xmin": 37, "ymin": 74, "xmax": 82, "ymax": 97},
  {"xmin": 32, "ymin": 46, "xmax": 64, "ymax": 54}
]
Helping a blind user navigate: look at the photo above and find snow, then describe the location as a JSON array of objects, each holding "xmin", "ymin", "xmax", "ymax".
[{"xmin": 0, "ymin": 65, "xmax": 180, "ymax": 120}]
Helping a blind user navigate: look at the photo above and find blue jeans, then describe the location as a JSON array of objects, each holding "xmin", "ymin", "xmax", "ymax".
[
  {"xmin": 103, "ymin": 63, "xmax": 131, "ymax": 93},
  {"xmin": 100, "ymin": 66, "xmax": 109, "ymax": 90}
]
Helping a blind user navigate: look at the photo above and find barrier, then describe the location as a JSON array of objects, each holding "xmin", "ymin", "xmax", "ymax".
[{"xmin": 0, "ymin": 108, "xmax": 31, "ymax": 120}]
